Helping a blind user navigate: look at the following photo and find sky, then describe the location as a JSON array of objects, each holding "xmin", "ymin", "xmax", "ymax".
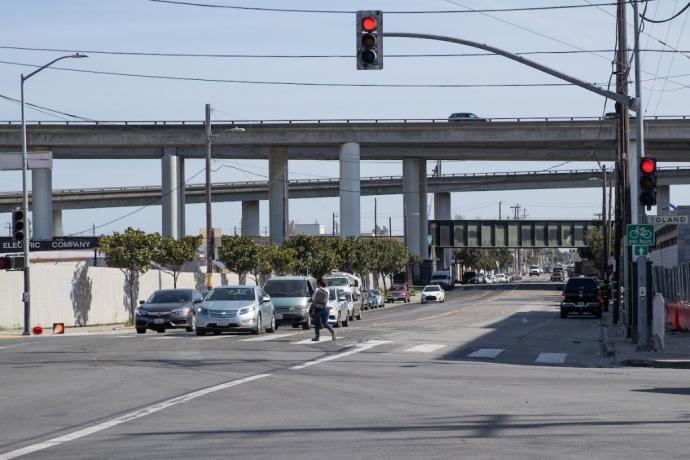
[{"xmin": 0, "ymin": 0, "xmax": 689, "ymax": 237}]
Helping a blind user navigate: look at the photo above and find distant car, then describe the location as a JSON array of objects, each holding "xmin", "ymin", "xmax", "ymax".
[
  {"xmin": 462, "ymin": 272, "xmax": 477, "ymax": 284},
  {"xmin": 326, "ymin": 287, "xmax": 350, "ymax": 327},
  {"xmin": 195, "ymin": 286, "xmax": 277, "ymax": 335},
  {"xmin": 551, "ymin": 271, "xmax": 565, "ymax": 282},
  {"xmin": 475, "ymin": 274, "xmax": 487, "ymax": 284},
  {"xmin": 496, "ymin": 273, "xmax": 508, "ymax": 283},
  {"xmin": 448, "ymin": 112, "xmax": 487, "ymax": 122},
  {"xmin": 366, "ymin": 289, "xmax": 385, "ymax": 309},
  {"xmin": 135, "ymin": 288, "xmax": 204, "ymax": 334},
  {"xmin": 529, "ymin": 265, "xmax": 540, "ymax": 277},
  {"xmin": 341, "ymin": 290, "xmax": 362, "ymax": 322},
  {"xmin": 486, "ymin": 275, "xmax": 496, "ymax": 284},
  {"xmin": 386, "ymin": 284, "xmax": 411, "ymax": 303},
  {"xmin": 421, "ymin": 285, "xmax": 445, "ymax": 303},
  {"xmin": 560, "ymin": 277, "xmax": 602, "ymax": 318}
]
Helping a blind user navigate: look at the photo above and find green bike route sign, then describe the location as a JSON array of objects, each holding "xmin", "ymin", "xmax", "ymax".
[{"xmin": 626, "ymin": 224, "xmax": 655, "ymax": 246}]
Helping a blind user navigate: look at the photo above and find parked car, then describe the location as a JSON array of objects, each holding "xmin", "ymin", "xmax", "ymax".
[
  {"xmin": 486, "ymin": 275, "xmax": 496, "ymax": 284},
  {"xmin": 195, "ymin": 286, "xmax": 277, "ymax": 335},
  {"xmin": 430, "ymin": 269, "xmax": 454, "ymax": 290},
  {"xmin": 560, "ymin": 277, "xmax": 602, "ymax": 318},
  {"xmin": 366, "ymin": 289, "xmax": 385, "ymax": 309},
  {"xmin": 462, "ymin": 272, "xmax": 477, "ymax": 284},
  {"xmin": 421, "ymin": 285, "xmax": 445, "ymax": 303},
  {"xmin": 135, "ymin": 288, "xmax": 204, "ymax": 334},
  {"xmin": 448, "ymin": 112, "xmax": 487, "ymax": 122},
  {"xmin": 496, "ymin": 273, "xmax": 507, "ymax": 283},
  {"xmin": 342, "ymin": 290, "xmax": 362, "ymax": 322},
  {"xmin": 326, "ymin": 287, "xmax": 350, "ymax": 327},
  {"xmin": 474, "ymin": 274, "xmax": 486, "ymax": 284},
  {"xmin": 386, "ymin": 284, "xmax": 411, "ymax": 303},
  {"xmin": 262, "ymin": 276, "xmax": 316, "ymax": 330}
]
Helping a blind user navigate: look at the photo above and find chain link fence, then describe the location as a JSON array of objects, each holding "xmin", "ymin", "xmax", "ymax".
[{"xmin": 653, "ymin": 262, "xmax": 690, "ymax": 302}]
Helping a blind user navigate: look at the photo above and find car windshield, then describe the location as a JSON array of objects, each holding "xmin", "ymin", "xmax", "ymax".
[
  {"xmin": 207, "ymin": 288, "xmax": 255, "ymax": 301},
  {"xmin": 391, "ymin": 285, "xmax": 405, "ymax": 291},
  {"xmin": 148, "ymin": 290, "xmax": 191, "ymax": 303},
  {"xmin": 263, "ymin": 279, "xmax": 309, "ymax": 297},
  {"xmin": 565, "ymin": 278, "xmax": 597, "ymax": 291},
  {"xmin": 431, "ymin": 275, "xmax": 446, "ymax": 280},
  {"xmin": 325, "ymin": 277, "xmax": 349, "ymax": 287},
  {"xmin": 424, "ymin": 286, "xmax": 441, "ymax": 292},
  {"xmin": 370, "ymin": 289, "xmax": 380, "ymax": 295}
]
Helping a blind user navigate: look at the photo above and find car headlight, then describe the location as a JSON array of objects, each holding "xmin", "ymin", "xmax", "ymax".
[
  {"xmin": 196, "ymin": 307, "xmax": 208, "ymax": 315},
  {"xmin": 135, "ymin": 308, "xmax": 147, "ymax": 316},
  {"xmin": 291, "ymin": 305, "xmax": 306, "ymax": 311},
  {"xmin": 170, "ymin": 307, "xmax": 190, "ymax": 316},
  {"xmin": 238, "ymin": 306, "xmax": 255, "ymax": 315}
]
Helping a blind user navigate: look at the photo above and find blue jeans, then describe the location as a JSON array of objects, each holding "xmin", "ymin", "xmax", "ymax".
[{"xmin": 314, "ymin": 308, "xmax": 333, "ymax": 337}]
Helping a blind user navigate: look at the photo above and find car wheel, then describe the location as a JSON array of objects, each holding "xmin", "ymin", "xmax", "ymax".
[
  {"xmin": 185, "ymin": 312, "xmax": 196, "ymax": 332},
  {"xmin": 292, "ymin": 323, "xmax": 300, "ymax": 328},
  {"xmin": 156, "ymin": 328, "xmax": 165, "ymax": 333},
  {"xmin": 301, "ymin": 316, "xmax": 311, "ymax": 330},
  {"xmin": 136, "ymin": 327, "xmax": 146, "ymax": 334},
  {"xmin": 195, "ymin": 327, "xmax": 207, "ymax": 336},
  {"xmin": 334, "ymin": 312, "xmax": 341, "ymax": 328},
  {"xmin": 342, "ymin": 314, "xmax": 349, "ymax": 327},
  {"xmin": 266, "ymin": 314, "xmax": 277, "ymax": 333},
  {"xmin": 252, "ymin": 314, "xmax": 263, "ymax": 335},
  {"xmin": 560, "ymin": 309, "xmax": 567, "ymax": 319},
  {"xmin": 356, "ymin": 309, "xmax": 363, "ymax": 320}
]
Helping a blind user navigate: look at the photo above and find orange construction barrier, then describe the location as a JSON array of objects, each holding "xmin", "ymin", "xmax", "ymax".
[{"xmin": 666, "ymin": 302, "xmax": 690, "ymax": 331}]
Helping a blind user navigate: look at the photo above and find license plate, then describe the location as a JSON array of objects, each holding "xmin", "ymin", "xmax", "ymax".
[
  {"xmin": 153, "ymin": 318, "xmax": 165, "ymax": 325},
  {"xmin": 217, "ymin": 320, "xmax": 229, "ymax": 326},
  {"xmin": 275, "ymin": 313, "xmax": 283, "ymax": 320},
  {"xmin": 576, "ymin": 302, "xmax": 585, "ymax": 307}
]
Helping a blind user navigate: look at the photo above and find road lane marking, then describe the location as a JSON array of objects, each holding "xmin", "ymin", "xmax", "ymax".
[
  {"xmin": 290, "ymin": 340, "xmax": 391, "ymax": 370},
  {"xmin": 0, "ymin": 373, "xmax": 272, "ymax": 460},
  {"xmin": 0, "ymin": 343, "xmax": 27, "ymax": 350},
  {"xmin": 467, "ymin": 348, "xmax": 505, "ymax": 359},
  {"xmin": 404, "ymin": 344, "xmax": 446, "ymax": 353},
  {"xmin": 293, "ymin": 336, "xmax": 344, "ymax": 344},
  {"xmin": 536, "ymin": 352, "xmax": 567, "ymax": 364},
  {"xmin": 239, "ymin": 332, "xmax": 301, "ymax": 342}
]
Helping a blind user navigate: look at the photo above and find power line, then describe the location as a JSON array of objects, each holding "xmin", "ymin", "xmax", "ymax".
[
  {"xmin": 640, "ymin": 0, "xmax": 690, "ymax": 23},
  {"xmin": 149, "ymin": 0, "xmax": 651, "ymax": 14}
]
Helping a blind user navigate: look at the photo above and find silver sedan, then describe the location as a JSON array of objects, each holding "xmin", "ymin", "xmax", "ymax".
[{"xmin": 195, "ymin": 286, "xmax": 277, "ymax": 336}]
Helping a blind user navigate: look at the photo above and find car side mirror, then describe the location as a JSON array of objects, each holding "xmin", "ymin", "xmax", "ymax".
[
  {"xmin": 139, "ymin": 300, "xmax": 145, "ymax": 305},
  {"xmin": 193, "ymin": 299, "xmax": 202, "ymax": 304},
  {"xmin": 261, "ymin": 295, "xmax": 270, "ymax": 303}
]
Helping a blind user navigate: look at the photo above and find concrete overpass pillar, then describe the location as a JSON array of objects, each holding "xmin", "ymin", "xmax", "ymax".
[
  {"xmin": 177, "ymin": 157, "xmax": 186, "ymax": 237},
  {"xmin": 434, "ymin": 192, "xmax": 452, "ymax": 268},
  {"xmin": 31, "ymin": 168, "xmax": 53, "ymax": 240},
  {"xmin": 52, "ymin": 209, "xmax": 63, "ymax": 237},
  {"xmin": 402, "ymin": 159, "xmax": 421, "ymax": 257},
  {"xmin": 241, "ymin": 200, "xmax": 260, "ymax": 237},
  {"xmin": 657, "ymin": 184, "xmax": 670, "ymax": 215},
  {"xmin": 340, "ymin": 143, "xmax": 360, "ymax": 238},
  {"xmin": 161, "ymin": 148, "xmax": 179, "ymax": 239},
  {"xmin": 269, "ymin": 147, "xmax": 288, "ymax": 244},
  {"xmin": 418, "ymin": 160, "xmax": 428, "ymax": 257}
]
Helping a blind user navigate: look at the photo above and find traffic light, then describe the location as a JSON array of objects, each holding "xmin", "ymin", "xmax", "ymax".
[
  {"xmin": 356, "ymin": 10, "xmax": 383, "ymax": 70},
  {"xmin": 12, "ymin": 207, "xmax": 25, "ymax": 242},
  {"xmin": 639, "ymin": 158, "xmax": 657, "ymax": 209}
]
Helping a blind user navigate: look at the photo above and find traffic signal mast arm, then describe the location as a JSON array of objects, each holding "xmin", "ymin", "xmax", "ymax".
[{"xmin": 383, "ymin": 32, "xmax": 634, "ymax": 107}]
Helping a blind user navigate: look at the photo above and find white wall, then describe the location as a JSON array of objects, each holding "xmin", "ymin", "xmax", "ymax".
[{"xmin": 0, "ymin": 263, "xmax": 239, "ymax": 329}]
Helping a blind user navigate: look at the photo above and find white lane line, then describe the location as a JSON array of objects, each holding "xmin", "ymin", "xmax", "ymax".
[
  {"xmin": 290, "ymin": 340, "xmax": 391, "ymax": 370},
  {"xmin": 293, "ymin": 336, "xmax": 344, "ymax": 344},
  {"xmin": 0, "ymin": 373, "xmax": 272, "ymax": 460},
  {"xmin": 239, "ymin": 332, "xmax": 301, "ymax": 342},
  {"xmin": 403, "ymin": 344, "xmax": 446, "ymax": 353},
  {"xmin": 467, "ymin": 348, "xmax": 505, "ymax": 359},
  {"xmin": 0, "ymin": 343, "xmax": 27, "ymax": 350},
  {"xmin": 536, "ymin": 353, "xmax": 567, "ymax": 364}
]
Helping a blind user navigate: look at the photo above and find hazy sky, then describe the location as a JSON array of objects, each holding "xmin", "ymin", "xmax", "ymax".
[{"xmin": 1, "ymin": 0, "xmax": 689, "ymax": 237}]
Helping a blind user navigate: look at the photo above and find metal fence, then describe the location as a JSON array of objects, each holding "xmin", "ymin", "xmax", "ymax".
[{"xmin": 653, "ymin": 263, "xmax": 690, "ymax": 302}]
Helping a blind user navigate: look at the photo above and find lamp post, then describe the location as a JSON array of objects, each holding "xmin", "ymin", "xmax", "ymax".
[{"xmin": 20, "ymin": 53, "xmax": 87, "ymax": 335}]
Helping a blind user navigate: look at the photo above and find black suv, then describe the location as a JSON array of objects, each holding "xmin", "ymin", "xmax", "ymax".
[{"xmin": 560, "ymin": 277, "xmax": 602, "ymax": 318}]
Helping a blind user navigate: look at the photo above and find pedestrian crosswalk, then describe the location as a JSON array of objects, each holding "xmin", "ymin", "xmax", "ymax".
[{"xmin": 468, "ymin": 348, "xmax": 505, "ymax": 359}]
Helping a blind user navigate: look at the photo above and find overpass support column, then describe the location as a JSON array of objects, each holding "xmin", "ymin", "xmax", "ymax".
[
  {"xmin": 657, "ymin": 184, "xmax": 670, "ymax": 215},
  {"xmin": 52, "ymin": 209, "xmax": 63, "ymax": 237},
  {"xmin": 161, "ymin": 148, "xmax": 179, "ymax": 239},
  {"xmin": 418, "ymin": 160, "xmax": 428, "ymax": 257},
  {"xmin": 269, "ymin": 147, "xmax": 289, "ymax": 244},
  {"xmin": 242, "ymin": 201, "xmax": 260, "ymax": 237},
  {"xmin": 434, "ymin": 192, "xmax": 452, "ymax": 268},
  {"xmin": 340, "ymin": 143, "xmax": 360, "ymax": 238},
  {"xmin": 177, "ymin": 157, "xmax": 186, "ymax": 237},
  {"xmin": 402, "ymin": 159, "xmax": 421, "ymax": 257},
  {"xmin": 31, "ymin": 168, "xmax": 53, "ymax": 240}
]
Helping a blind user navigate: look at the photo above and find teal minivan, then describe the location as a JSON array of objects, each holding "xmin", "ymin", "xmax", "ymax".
[{"xmin": 262, "ymin": 276, "xmax": 316, "ymax": 329}]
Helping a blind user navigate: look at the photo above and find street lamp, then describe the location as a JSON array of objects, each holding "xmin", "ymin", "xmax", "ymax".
[{"xmin": 20, "ymin": 53, "xmax": 88, "ymax": 335}]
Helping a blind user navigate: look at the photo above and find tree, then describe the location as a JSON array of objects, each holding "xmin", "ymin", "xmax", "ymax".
[
  {"xmin": 250, "ymin": 245, "xmax": 273, "ymax": 285},
  {"xmin": 581, "ymin": 227, "xmax": 604, "ymax": 262},
  {"xmin": 153, "ymin": 235, "xmax": 202, "ymax": 288},
  {"xmin": 218, "ymin": 235, "xmax": 258, "ymax": 284},
  {"xmin": 267, "ymin": 245, "xmax": 297, "ymax": 276},
  {"xmin": 368, "ymin": 239, "xmax": 409, "ymax": 290},
  {"xmin": 99, "ymin": 227, "xmax": 157, "ymax": 322},
  {"xmin": 284, "ymin": 235, "xmax": 337, "ymax": 278}
]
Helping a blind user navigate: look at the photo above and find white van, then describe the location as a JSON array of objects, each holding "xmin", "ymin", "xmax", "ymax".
[
  {"xmin": 324, "ymin": 272, "xmax": 362, "ymax": 300},
  {"xmin": 430, "ymin": 270, "xmax": 453, "ymax": 291}
]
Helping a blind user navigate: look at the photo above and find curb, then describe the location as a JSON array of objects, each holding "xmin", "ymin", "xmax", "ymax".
[{"xmin": 621, "ymin": 359, "xmax": 690, "ymax": 369}]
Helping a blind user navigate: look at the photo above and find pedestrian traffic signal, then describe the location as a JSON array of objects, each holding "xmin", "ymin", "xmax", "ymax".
[
  {"xmin": 639, "ymin": 158, "xmax": 657, "ymax": 209},
  {"xmin": 12, "ymin": 208, "xmax": 25, "ymax": 242},
  {"xmin": 356, "ymin": 10, "xmax": 383, "ymax": 70}
]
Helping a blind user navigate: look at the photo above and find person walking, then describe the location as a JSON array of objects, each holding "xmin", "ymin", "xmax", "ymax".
[{"xmin": 311, "ymin": 278, "xmax": 336, "ymax": 342}]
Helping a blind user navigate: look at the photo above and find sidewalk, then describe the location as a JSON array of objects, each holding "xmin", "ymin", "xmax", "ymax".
[
  {"xmin": 601, "ymin": 311, "xmax": 690, "ymax": 369},
  {"xmin": 0, "ymin": 323, "xmax": 133, "ymax": 337}
]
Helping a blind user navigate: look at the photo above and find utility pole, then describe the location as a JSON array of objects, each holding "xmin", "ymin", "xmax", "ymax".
[
  {"xmin": 374, "ymin": 198, "xmax": 378, "ymax": 237},
  {"xmin": 522, "ymin": 208, "xmax": 528, "ymax": 220},
  {"xmin": 498, "ymin": 201, "xmax": 502, "ymax": 220},
  {"xmin": 510, "ymin": 203, "xmax": 521, "ymax": 220},
  {"xmin": 92, "ymin": 223, "xmax": 97, "ymax": 267},
  {"xmin": 389, "ymin": 216, "xmax": 392, "ymax": 236},
  {"xmin": 204, "ymin": 103, "xmax": 213, "ymax": 290},
  {"xmin": 602, "ymin": 166, "xmax": 609, "ymax": 282}
]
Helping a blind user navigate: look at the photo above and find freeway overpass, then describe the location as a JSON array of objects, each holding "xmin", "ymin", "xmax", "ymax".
[{"xmin": 0, "ymin": 167, "xmax": 688, "ymax": 212}]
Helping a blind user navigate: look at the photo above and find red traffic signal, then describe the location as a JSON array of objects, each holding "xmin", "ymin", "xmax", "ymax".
[
  {"xmin": 639, "ymin": 157, "xmax": 657, "ymax": 208},
  {"xmin": 356, "ymin": 10, "xmax": 383, "ymax": 70},
  {"xmin": 362, "ymin": 16, "xmax": 377, "ymax": 32},
  {"xmin": 641, "ymin": 158, "xmax": 656, "ymax": 174}
]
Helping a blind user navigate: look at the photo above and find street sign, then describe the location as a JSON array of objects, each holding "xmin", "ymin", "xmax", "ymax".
[
  {"xmin": 0, "ymin": 237, "xmax": 99, "ymax": 253},
  {"xmin": 633, "ymin": 245, "xmax": 649, "ymax": 257},
  {"xmin": 626, "ymin": 224, "xmax": 655, "ymax": 246},
  {"xmin": 427, "ymin": 234, "xmax": 433, "ymax": 245},
  {"xmin": 0, "ymin": 151, "xmax": 52, "ymax": 170},
  {"xmin": 644, "ymin": 215, "xmax": 688, "ymax": 225}
]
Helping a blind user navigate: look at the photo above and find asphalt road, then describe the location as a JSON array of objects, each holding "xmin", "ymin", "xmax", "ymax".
[{"xmin": 2, "ymin": 286, "xmax": 689, "ymax": 459}]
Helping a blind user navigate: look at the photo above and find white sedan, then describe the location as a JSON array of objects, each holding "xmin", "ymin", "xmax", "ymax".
[{"xmin": 421, "ymin": 285, "xmax": 445, "ymax": 303}]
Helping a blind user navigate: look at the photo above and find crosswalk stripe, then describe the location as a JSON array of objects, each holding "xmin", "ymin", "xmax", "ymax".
[
  {"xmin": 403, "ymin": 344, "xmax": 446, "ymax": 353},
  {"xmin": 293, "ymin": 336, "xmax": 344, "ymax": 344},
  {"xmin": 239, "ymin": 332, "xmax": 302, "ymax": 342},
  {"xmin": 535, "ymin": 352, "xmax": 567, "ymax": 364},
  {"xmin": 467, "ymin": 348, "xmax": 505, "ymax": 359}
]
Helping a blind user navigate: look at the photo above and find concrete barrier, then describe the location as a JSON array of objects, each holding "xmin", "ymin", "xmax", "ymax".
[
  {"xmin": 0, "ymin": 263, "xmax": 239, "ymax": 330},
  {"xmin": 665, "ymin": 301, "xmax": 690, "ymax": 331}
]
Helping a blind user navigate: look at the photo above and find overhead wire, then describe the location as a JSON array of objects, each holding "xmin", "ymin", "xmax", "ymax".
[{"xmin": 640, "ymin": 0, "xmax": 690, "ymax": 23}]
